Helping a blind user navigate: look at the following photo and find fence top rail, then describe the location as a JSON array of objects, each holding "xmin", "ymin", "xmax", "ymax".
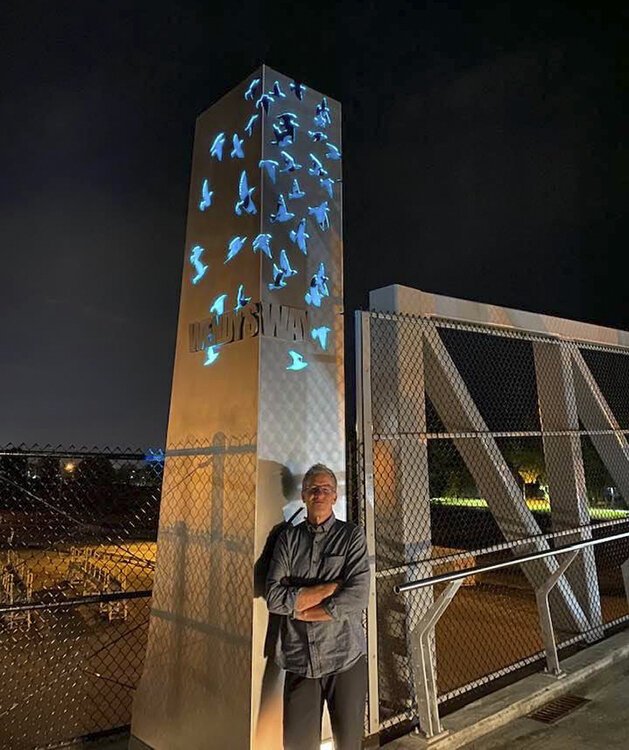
[{"xmin": 395, "ymin": 528, "xmax": 629, "ymax": 594}]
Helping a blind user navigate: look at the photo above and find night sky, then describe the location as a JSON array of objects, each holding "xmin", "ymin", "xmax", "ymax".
[{"xmin": 1, "ymin": 2, "xmax": 626, "ymax": 448}]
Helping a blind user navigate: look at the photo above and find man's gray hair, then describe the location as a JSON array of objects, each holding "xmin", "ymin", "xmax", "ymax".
[{"xmin": 302, "ymin": 463, "xmax": 337, "ymax": 490}]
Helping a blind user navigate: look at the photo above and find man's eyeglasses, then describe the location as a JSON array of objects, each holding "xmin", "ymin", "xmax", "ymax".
[{"xmin": 304, "ymin": 485, "xmax": 336, "ymax": 496}]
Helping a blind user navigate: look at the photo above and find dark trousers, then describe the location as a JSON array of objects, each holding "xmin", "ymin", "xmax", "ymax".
[{"xmin": 283, "ymin": 657, "xmax": 367, "ymax": 750}]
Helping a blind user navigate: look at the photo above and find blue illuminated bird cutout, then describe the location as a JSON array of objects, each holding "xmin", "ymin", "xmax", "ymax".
[
  {"xmin": 270, "ymin": 194, "xmax": 295, "ymax": 223},
  {"xmin": 245, "ymin": 113, "xmax": 259, "ymax": 137},
  {"xmin": 314, "ymin": 97, "xmax": 332, "ymax": 128},
  {"xmin": 210, "ymin": 293, "xmax": 228, "ymax": 317},
  {"xmin": 272, "ymin": 112, "xmax": 299, "ymax": 147},
  {"xmin": 319, "ymin": 177, "xmax": 337, "ymax": 199},
  {"xmin": 244, "ymin": 78, "xmax": 261, "ymax": 101},
  {"xmin": 272, "ymin": 80, "xmax": 287, "ymax": 99},
  {"xmin": 256, "ymin": 92, "xmax": 274, "ymax": 114},
  {"xmin": 311, "ymin": 326, "xmax": 331, "ymax": 350},
  {"xmin": 204, "ymin": 345, "xmax": 221, "ymax": 366},
  {"xmin": 231, "ymin": 133, "xmax": 245, "ymax": 159},
  {"xmin": 259, "ymin": 159, "xmax": 279, "ymax": 183},
  {"xmin": 305, "ymin": 262, "xmax": 329, "ymax": 307},
  {"xmin": 252, "ymin": 233, "xmax": 272, "ymax": 259},
  {"xmin": 289, "ymin": 218, "xmax": 310, "ymax": 254},
  {"xmin": 235, "ymin": 284, "xmax": 252, "ymax": 311},
  {"xmin": 144, "ymin": 448, "xmax": 165, "ymax": 464},
  {"xmin": 235, "ymin": 171, "xmax": 256, "ymax": 216},
  {"xmin": 308, "ymin": 201, "xmax": 330, "ymax": 230},
  {"xmin": 308, "ymin": 153, "xmax": 328, "ymax": 179},
  {"xmin": 199, "ymin": 179, "xmax": 213, "ymax": 211},
  {"xmin": 280, "ymin": 150, "xmax": 302, "ymax": 173},
  {"xmin": 225, "ymin": 236, "xmax": 248, "ymax": 263},
  {"xmin": 325, "ymin": 143, "xmax": 341, "ymax": 160},
  {"xmin": 210, "ymin": 133, "xmax": 226, "ymax": 161},
  {"xmin": 290, "ymin": 80, "xmax": 307, "ymax": 100},
  {"xmin": 268, "ymin": 249, "xmax": 297, "ymax": 290},
  {"xmin": 190, "ymin": 246, "xmax": 208, "ymax": 285},
  {"xmin": 287, "ymin": 350, "xmax": 308, "ymax": 371},
  {"xmin": 288, "ymin": 179, "xmax": 306, "ymax": 200},
  {"xmin": 308, "ymin": 130, "xmax": 328, "ymax": 142}
]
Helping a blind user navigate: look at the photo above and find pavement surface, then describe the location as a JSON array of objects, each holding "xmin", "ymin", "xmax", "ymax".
[{"xmin": 461, "ymin": 655, "xmax": 629, "ymax": 749}]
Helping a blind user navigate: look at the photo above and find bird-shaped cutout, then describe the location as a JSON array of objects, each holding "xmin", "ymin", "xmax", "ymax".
[
  {"xmin": 280, "ymin": 150, "xmax": 302, "ymax": 173},
  {"xmin": 272, "ymin": 81, "xmax": 287, "ymax": 99},
  {"xmin": 311, "ymin": 326, "xmax": 331, "ymax": 350},
  {"xmin": 308, "ymin": 130, "xmax": 328, "ymax": 142},
  {"xmin": 290, "ymin": 80, "xmax": 307, "ymax": 100},
  {"xmin": 210, "ymin": 133, "xmax": 226, "ymax": 161},
  {"xmin": 252, "ymin": 233, "xmax": 272, "ymax": 259},
  {"xmin": 272, "ymin": 112, "xmax": 299, "ymax": 147},
  {"xmin": 308, "ymin": 201, "xmax": 330, "ymax": 230},
  {"xmin": 270, "ymin": 194, "xmax": 295, "ymax": 223},
  {"xmin": 234, "ymin": 284, "xmax": 252, "ymax": 311},
  {"xmin": 235, "ymin": 171, "xmax": 256, "ymax": 216},
  {"xmin": 289, "ymin": 218, "xmax": 310, "ymax": 254},
  {"xmin": 305, "ymin": 262, "xmax": 329, "ymax": 307},
  {"xmin": 326, "ymin": 143, "xmax": 341, "ymax": 160},
  {"xmin": 308, "ymin": 153, "xmax": 328, "ymax": 179},
  {"xmin": 256, "ymin": 92, "xmax": 274, "ymax": 114},
  {"xmin": 199, "ymin": 179, "xmax": 213, "ymax": 211},
  {"xmin": 245, "ymin": 113, "xmax": 259, "ymax": 137},
  {"xmin": 288, "ymin": 179, "xmax": 306, "ymax": 200},
  {"xmin": 231, "ymin": 133, "xmax": 245, "ymax": 159},
  {"xmin": 204, "ymin": 345, "xmax": 221, "ymax": 366},
  {"xmin": 244, "ymin": 78, "xmax": 261, "ymax": 101},
  {"xmin": 268, "ymin": 248, "xmax": 297, "ymax": 289},
  {"xmin": 287, "ymin": 350, "xmax": 308, "ymax": 371},
  {"xmin": 190, "ymin": 246, "xmax": 208, "ymax": 285},
  {"xmin": 314, "ymin": 97, "xmax": 332, "ymax": 129},
  {"xmin": 319, "ymin": 177, "xmax": 338, "ymax": 199},
  {"xmin": 259, "ymin": 159, "xmax": 279, "ymax": 183},
  {"xmin": 209, "ymin": 294, "xmax": 227, "ymax": 317},
  {"xmin": 225, "ymin": 236, "xmax": 248, "ymax": 263}
]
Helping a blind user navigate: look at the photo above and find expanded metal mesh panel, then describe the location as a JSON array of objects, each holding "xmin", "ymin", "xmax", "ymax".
[
  {"xmin": 0, "ymin": 446, "xmax": 161, "ymax": 750},
  {"xmin": 358, "ymin": 311, "xmax": 629, "ymax": 737}
]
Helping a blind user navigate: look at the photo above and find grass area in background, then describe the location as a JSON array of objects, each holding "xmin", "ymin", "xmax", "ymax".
[{"xmin": 431, "ymin": 497, "xmax": 629, "ymax": 520}]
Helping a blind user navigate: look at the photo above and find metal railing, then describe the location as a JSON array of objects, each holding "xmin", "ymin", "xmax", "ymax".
[{"xmin": 395, "ymin": 530, "xmax": 629, "ymax": 740}]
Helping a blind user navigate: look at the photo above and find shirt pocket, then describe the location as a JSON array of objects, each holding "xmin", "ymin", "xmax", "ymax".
[{"xmin": 321, "ymin": 554, "xmax": 345, "ymax": 579}]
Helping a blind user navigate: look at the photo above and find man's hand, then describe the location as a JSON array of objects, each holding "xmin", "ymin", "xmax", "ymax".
[
  {"xmin": 294, "ymin": 604, "xmax": 333, "ymax": 622},
  {"xmin": 294, "ymin": 581, "xmax": 339, "ymax": 613}
]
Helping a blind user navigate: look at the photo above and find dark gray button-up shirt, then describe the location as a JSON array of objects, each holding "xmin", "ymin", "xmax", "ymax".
[{"xmin": 266, "ymin": 514, "xmax": 370, "ymax": 678}]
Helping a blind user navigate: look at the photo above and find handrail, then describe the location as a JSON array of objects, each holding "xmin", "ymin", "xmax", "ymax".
[
  {"xmin": 0, "ymin": 588, "xmax": 152, "ymax": 614},
  {"xmin": 395, "ymin": 528, "xmax": 629, "ymax": 594}
]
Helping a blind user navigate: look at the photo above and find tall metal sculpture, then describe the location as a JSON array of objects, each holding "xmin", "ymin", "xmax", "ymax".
[{"xmin": 131, "ymin": 66, "xmax": 344, "ymax": 749}]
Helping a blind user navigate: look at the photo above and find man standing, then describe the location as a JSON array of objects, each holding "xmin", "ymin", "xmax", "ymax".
[{"xmin": 266, "ymin": 463, "xmax": 370, "ymax": 750}]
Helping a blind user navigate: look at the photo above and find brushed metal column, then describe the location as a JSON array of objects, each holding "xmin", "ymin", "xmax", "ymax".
[{"xmin": 131, "ymin": 66, "xmax": 344, "ymax": 750}]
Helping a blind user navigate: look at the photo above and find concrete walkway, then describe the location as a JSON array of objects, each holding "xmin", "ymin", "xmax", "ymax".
[{"xmin": 462, "ymin": 655, "xmax": 629, "ymax": 749}]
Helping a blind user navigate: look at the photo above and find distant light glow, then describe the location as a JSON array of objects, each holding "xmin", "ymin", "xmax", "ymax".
[{"xmin": 63, "ymin": 462, "xmax": 75, "ymax": 474}]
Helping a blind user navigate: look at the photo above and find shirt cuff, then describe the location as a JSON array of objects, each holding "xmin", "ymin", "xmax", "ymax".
[{"xmin": 290, "ymin": 587, "xmax": 303, "ymax": 619}]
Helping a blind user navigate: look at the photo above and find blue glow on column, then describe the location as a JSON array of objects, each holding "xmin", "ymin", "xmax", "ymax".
[
  {"xmin": 271, "ymin": 81, "xmax": 287, "ymax": 99},
  {"xmin": 252, "ymin": 233, "xmax": 272, "ymax": 258},
  {"xmin": 308, "ymin": 153, "xmax": 328, "ymax": 178},
  {"xmin": 270, "ymin": 195, "xmax": 295, "ymax": 223},
  {"xmin": 268, "ymin": 249, "xmax": 297, "ymax": 290},
  {"xmin": 280, "ymin": 150, "xmax": 302, "ymax": 173},
  {"xmin": 256, "ymin": 93, "xmax": 274, "ymax": 113},
  {"xmin": 325, "ymin": 143, "xmax": 342, "ymax": 160},
  {"xmin": 259, "ymin": 159, "xmax": 279, "ymax": 183},
  {"xmin": 244, "ymin": 78, "xmax": 261, "ymax": 100},
  {"xmin": 290, "ymin": 81, "xmax": 307, "ymax": 100},
  {"xmin": 307, "ymin": 201, "xmax": 330, "ymax": 230},
  {"xmin": 320, "ymin": 177, "xmax": 335, "ymax": 198},
  {"xmin": 190, "ymin": 246, "xmax": 209, "ymax": 285},
  {"xmin": 313, "ymin": 97, "xmax": 332, "ymax": 128},
  {"xmin": 287, "ymin": 351, "xmax": 308, "ymax": 371},
  {"xmin": 235, "ymin": 171, "xmax": 257, "ymax": 216},
  {"xmin": 288, "ymin": 179, "xmax": 306, "ymax": 200},
  {"xmin": 245, "ymin": 113, "xmax": 259, "ymax": 137},
  {"xmin": 234, "ymin": 284, "xmax": 252, "ymax": 311},
  {"xmin": 273, "ymin": 113, "xmax": 299, "ymax": 146},
  {"xmin": 308, "ymin": 130, "xmax": 328, "ymax": 142},
  {"xmin": 231, "ymin": 133, "xmax": 245, "ymax": 159},
  {"xmin": 305, "ymin": 262, "xmax": 329, "ymax": 307}
]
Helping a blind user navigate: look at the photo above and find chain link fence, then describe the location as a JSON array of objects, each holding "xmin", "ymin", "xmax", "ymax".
[
  {"xmin": 355, "ymin": 310, "xmax": 629, "ymax": 738},
  {"xmin": 0, "ymin": 445, "xmax": 162, "ymax": 750}
]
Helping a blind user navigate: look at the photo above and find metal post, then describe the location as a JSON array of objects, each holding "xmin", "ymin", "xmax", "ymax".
[
  {"xmin": 355, "ymin": 311, "xmax": 380, "ymax": 738},
  {"xmin": 408, "ymin": 580, "xmax": 463, "ymax": 742},
  {"xmin": 621, "ymin": 557, "xmax": 629, "ymax": 611},
  {"xmin": 535, "ymin": 550, "xmax": 579, "ymax": 676}
]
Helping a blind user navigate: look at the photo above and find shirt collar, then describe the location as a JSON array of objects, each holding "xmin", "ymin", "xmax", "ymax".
[{"xmin": 306, "ymin": 513, "xmax": 336, "ymax": 534}]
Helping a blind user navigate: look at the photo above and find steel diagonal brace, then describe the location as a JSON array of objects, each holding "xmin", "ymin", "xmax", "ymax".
[
  {"xmin": 535, "ymin": 550, "xmax": 579, "ymax": 677},
  {"xmin": 408, "ymin": 579, "xmax": 463, "ymax": 741}
]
